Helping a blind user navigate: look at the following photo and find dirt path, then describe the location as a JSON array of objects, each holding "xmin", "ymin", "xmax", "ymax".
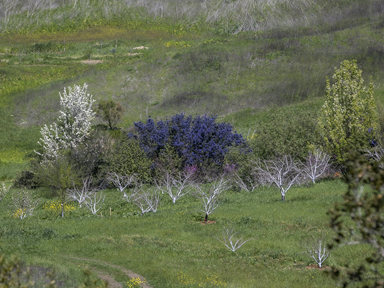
[
  {"xmin": 92, "ymin": 270, "xmax": 123, "ymax": 288},
  {"xmin": 64, "ymin": 256, "xmax": 153, "ymax": 288}
]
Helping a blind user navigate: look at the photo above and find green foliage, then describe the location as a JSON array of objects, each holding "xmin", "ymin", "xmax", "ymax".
[
  {"xmin": 0, "ymin": 254, "xmax": 33, "ymax": 287},
  {"xmin": 33, "ymin": 156, "xmax": 81, "ymax": 217},
  {"xmin": 224, "ymin": 145, "xmax": 257, "ymax": 185},
  {"xmin": 68, "ymin": 130, "xmax": 110, "ymax": 180},
  {"xmin": 0, "ymin": 249, "xmax": 108, "ymax": 287},
  {"xmin": 33, "ymin": 157, "xmax": 80, "ymax": 193},
  {"xmin": 78, "ymin": 269, "xmax": 108, "ymax": 288},
  {"xmin": 97, "ymin": 100, "xmax": 125, "ymax": 130},
  {"xmin": 108, "ymin": 138, "xmax": 153, "ymax": 182},
  {"xmin": 328, "ymin": 150, "xmax": 384, "ymax": 287},
  {"xmin": 0, "ymin": 66, "xmax": 89, "ymax": 106},
  {"xmin": 249, "ymin": 106, "xmax": 324, "ymax": 161},
  {"xmin": 374, "ymin": 102, "xmax": 384, "ymax": 145},
  {"xmin": 13, "ymin": 171, "xmax": 38, "ymax": 189},
  {"xmin": 319, "ymin": 60, "xmax": 379, "ymax": 165},
  {"xmin": 0, "ymin": 180, "xmax": 349, "ymax": 287},
  {"xmin": 154, "ymin": 142, "xmax": 183, "ymax": 176}
]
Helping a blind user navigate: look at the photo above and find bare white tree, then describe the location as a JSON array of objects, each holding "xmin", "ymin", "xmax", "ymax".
[
  {"xmin": 0, "ymin": 182, "xmax": 11, "ymax": 203},
  {"xmin": 194, "ymin": 177, "xmax": 229, "ymax": 221},
  {"xmin": 300, "ymin": 149, "xmax": 332, "ymax": 184},
  {"xmin": 67, "ymin": 177, "xmax": 97, "ymax": 208},
  {"xmin": 254, "ymin": 155, "xmax": 302, "ymax": 201},
  {"xmin": 122, "ymin": 182, "xmax": 143, "ymax": 203},
  {"xmin": 155, "ymin": 172, "xmax": 173, "ymax": 195},
  {"xmin": 156, "ymin": 171, "xmax": 194, "ymax": 204},
  {"xmin": 132, "ymin": 187, "xmax": 161, "ymax": 215},
  {"xmin": 107, "ymin": 172, "xmax": 137, "ymax": 198},
  {"xmin": 232, "ymin": 173, "xmax": 259, "ymax": 192},
  {"xmin": 11, "ymin": 190, "xmax": 40, "ymax": 219},
  {"xmin": 365, "ymin": 144, "xmax": 384, "ymax": 169},
  {"xmin": 302, "ymin": 233, "xmax": 330, "ymax": 268},
  {"xmin": 36, "ymin": 83, "xmax": 95, "ymax": 161},
  {"xmin": 85, "ymin": 191, "xmax": 105, "ymax": 215},
  {"xmin": 212, "ymin": 225, "xmax": 255, "ymax": 252}
]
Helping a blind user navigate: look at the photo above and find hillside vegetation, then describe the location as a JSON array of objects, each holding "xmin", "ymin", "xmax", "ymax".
[{"xmin": 0, "ymin": 0, "xmax": 384, "ymax": 287}]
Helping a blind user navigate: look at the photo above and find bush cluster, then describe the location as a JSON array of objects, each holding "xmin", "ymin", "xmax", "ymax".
[
  {"xmin": 248, "ymin": 106, "xmax": 325, "ymax": 161},
  {"xmin": 128, "ymin": 113, "xmax": 248, "ymax": 177},
  {"xmin": 107, "ymin": 138, "xmax": 153, "ymax": 183}
]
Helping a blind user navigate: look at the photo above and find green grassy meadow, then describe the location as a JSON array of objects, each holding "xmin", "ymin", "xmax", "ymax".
[
  {"xmin": 1, "ymin": 0, "xmax": 384, "ymax": 286},
  {"xmin": 1, "ymin": 179, "xmax": 359, "ymax": 288}
]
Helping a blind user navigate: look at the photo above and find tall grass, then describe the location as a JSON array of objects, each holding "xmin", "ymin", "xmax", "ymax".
[{"xmin": 1, "ymin": 0, "xmax": 383, "ymax": 34}]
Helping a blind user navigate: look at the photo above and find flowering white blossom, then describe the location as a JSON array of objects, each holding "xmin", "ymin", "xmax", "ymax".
[{"xmin": 36, "ymin": 83, "xmax": 95, "ymax": 160}]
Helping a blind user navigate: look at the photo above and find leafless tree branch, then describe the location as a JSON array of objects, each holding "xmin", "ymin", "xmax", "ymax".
[
  {"xmin": 212, "ymin": 225, "xmax": 255, "ymax": 252},
  {"xmin": 232, "ymin": 173, "xmax": 261, "ymax": 192},
  {"xmin": 156, "ymin": 171, "xmax": 194, "ymax": 203},
  {"xmin": 365, "ymin": 144, "xmax": 384, "ymax": 169},
  {"xmin": 0, "ymin": 0, "xmax": 18, "ymax": 31},
  {"xmin": 85, "ymin": 191, "xmax": 105, "ymax": 215},
  {"xmin": 67, "ymin": 177, "xmax": 97, "ymax": 207},
  {"xmin": 302, "ymin": 233, "xmax": 330, "ymax": 268},
  {"xmin": 132, "ymin": 187, "xmax": 161, "ymax": 215},
  {"xmin": 193, "ymin": 177, "xmax": 229, "ymax": 221},
  {"xmin": 0, "ymin": 181, "xmax": 11, "ymax": 203},
  {"xmin": 11, "ymin": 189, "xmax": 40, "ymax": 219},
  {"xmin": 107, "ymin": 172, "xmax": 137, "ymax": 198},
  {"xmin": 299, "ymin": 149, "xmax": 332, "ymax": 184},
  {"xmin": 254, "ymin": 155, "xmax": 302, "ymax": 201}
]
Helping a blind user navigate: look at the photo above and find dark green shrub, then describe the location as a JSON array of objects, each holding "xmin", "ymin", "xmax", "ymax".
[
  {"xmin": 68, "ymin": 131, "xmax": 110, "ymax": 180},
  {"xmin": 96, "ymin": 100, "xmax": 125, "ymax": 130},
  {"xmin": 107, "ymin": 138, "xmax": 153, "ymax": 183},
  {"xmin": 13, "ymin": 171, "xmax": 38, "ymax": 189},
  {"xmin": 153, "ymin": 142, "xmax": 183, "ymax": 179},
  {"xmin": 224, "ymin": 145, "xmax": 258, "ymax": 185},
  {"xmin": 250, "ymin": 106, "xmax": 325, "ymax": 161}
]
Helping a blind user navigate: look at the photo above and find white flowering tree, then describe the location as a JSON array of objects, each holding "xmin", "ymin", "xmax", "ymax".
[{"xmin": 36, "ymin": 83, "xmax": 95, "ymax": 160}]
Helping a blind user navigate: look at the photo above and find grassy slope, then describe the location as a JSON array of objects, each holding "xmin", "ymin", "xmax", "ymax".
[
  {"xmin": 1, "ymin": 179, "xmax": 363, "ymax": 288},
  {"xmin": 0, "ymin": 1, "xmax": 384, "ymax": 286},
  {"xmin": 1, "ymin": 22, "xmax": 384, "ymax": 179}
]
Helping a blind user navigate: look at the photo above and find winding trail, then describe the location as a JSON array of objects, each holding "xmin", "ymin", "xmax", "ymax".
[{"xmin": 64, "ymin": 256, "xmax": 153, "ymax": 288}]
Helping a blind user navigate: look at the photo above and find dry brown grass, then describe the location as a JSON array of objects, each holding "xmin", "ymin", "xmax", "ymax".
[{"xmin": 79, "ymin": 60, "xmax": 104, "ymax": 64}]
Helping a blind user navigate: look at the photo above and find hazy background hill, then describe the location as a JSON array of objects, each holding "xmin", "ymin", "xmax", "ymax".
[{"xmin": 0, "ymin": 0, "xmax": 383, "ymax": 179}]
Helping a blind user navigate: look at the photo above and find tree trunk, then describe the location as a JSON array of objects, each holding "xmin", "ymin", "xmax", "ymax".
[
  {"xmin": 282, "ymin": 194, "xmax": 285, "ymax": 201},
  {"xmin": 204, "ymin": 214, "xmax": 208, "ymax": 221},
  {"xmin": 61, "ymin": 203, "xmax": 64, "ymax": 218},
  {"xmin": 108, "ymin": 118, "xmax": 113, "ymax": 130}
]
